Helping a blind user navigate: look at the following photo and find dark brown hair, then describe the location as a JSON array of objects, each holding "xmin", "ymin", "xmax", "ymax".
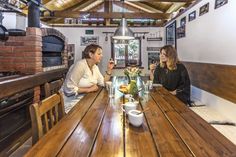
[
  {"xmin": 82, "ymin": 44, "xmax": 102, "ymax": 59},
  {"xmin": 160, "ymin": 45, "xmax": 179, "ymax": 70}
]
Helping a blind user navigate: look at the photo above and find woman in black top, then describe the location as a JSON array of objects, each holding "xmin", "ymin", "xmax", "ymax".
[{"xmin": 150, "ymin": 45, "xmax": 191, "ymax": 105}]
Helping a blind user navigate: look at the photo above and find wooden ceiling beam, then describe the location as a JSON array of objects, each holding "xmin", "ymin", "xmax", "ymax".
[
  {"xmin": 139, "ymin": 2, "xmax": 166, "ymax": 12},
  {"xmin": 89, "ymin": 2, "xmax": 104, "ymax": 11},
  {"xmin": 43, "ymin": 11, "xmax": 171, "ymax": 19},
  {"xmin": 113, "ymin": 1, "xmax": 145, "ymax": 12},
  {"xmin": 97, "ymin": 0, "xmax": 194, "ymax": 2},
  {"xmin": 104, "ymin": 0, "xmax": 112, "ymax": 25},
  {"xmin": 131, "ymin": 2, "xmax": 163, "ymax": 13},
  {"xmin": 68, "ymin": 0, "xmax": 98, "ymax": 11}
]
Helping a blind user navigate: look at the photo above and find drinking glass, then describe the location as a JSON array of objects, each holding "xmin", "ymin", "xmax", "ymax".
[
  {"xmin": 144, "ymin": 83, "xmax": 149, "ymax": 94},
  {"xmin": 109, "ymin": 86, "xmax": 115, "ymax": 98},
  {"xmin": 147, "ymin": 80, "xmax": 153, "ymax": 90}
]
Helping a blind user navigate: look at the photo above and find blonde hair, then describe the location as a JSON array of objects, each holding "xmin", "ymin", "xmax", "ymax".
[{"xmin": 160, "ymin": 45, "xmax": 179, "ymax": 70}]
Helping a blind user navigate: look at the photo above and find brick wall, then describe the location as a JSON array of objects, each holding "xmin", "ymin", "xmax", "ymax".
[
  {"xmin": 0, "ymin": 27, "xmax": 43, "ymax": 74},
  {"xmin": 0, "ymin": 27, "xmax": 68, "ymax": 102}
]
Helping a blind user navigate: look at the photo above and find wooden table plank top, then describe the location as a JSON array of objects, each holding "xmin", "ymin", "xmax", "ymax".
[
  {"xmin": 89, "ymin": 92, "xmax": 124, "ymax": 157},
  {"xmin": 140, "ymin": 95, "xmax": 193, "ymax": 157},
  {"xmin": 151, "ymin": 87, "xmax": 236, "ymax": 157},
  {"xmin": 125, "ymin": 99, "xmax": 158, "ymax": 157},
  {"xmin": 181, "ymin": 111, "xmax": 236, "ymax": 157},
  {"xmin": 25, "ymin": 88, "xmax": 102, "ymax": 157},
  {"xmin": 166, "ymin": 111, "xmax": 221, "ymax": 157},
  {"xmin": 58, "ymin": 89, "xmax": 109, "ymax": 157},
  {"xmin": 25, "ymin": 77, "xmax": 236, "ymax": 157}
]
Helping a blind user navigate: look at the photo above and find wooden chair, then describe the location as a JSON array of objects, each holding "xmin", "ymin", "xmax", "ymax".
[
  {"xmin": 44, "ymin": 78, "xmax": 64, "ymax": 98},
  {"xmin": 30, "ymin": 91, "xmax": 65, "ymax": 145}
]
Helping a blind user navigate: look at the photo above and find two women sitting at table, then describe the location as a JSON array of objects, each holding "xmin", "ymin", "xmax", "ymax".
[
  {"xmin": 150, "ymin": 45, "xmax": 191, "ymax": 105},
  {"xmin": 62, "ymin": 44, "xmax": 114, "ymax": 97}
]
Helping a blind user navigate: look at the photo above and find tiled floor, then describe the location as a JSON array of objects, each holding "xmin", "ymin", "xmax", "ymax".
[{"xmin": 9, "ymin": 138, "xmax": 32, "ymax": 157}]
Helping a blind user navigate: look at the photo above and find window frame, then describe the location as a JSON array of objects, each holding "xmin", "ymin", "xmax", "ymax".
[{"xmin": 111, "ymin": 37, "xmax": 142, "ymax": 68}]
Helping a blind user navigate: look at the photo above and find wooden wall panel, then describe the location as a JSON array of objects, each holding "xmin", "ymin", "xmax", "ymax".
[{"xmin": 182, "ymin": 62, "xmax": 236, "ymax": 104}]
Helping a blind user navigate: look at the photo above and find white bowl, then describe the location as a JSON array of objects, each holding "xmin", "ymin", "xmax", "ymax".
[{"xmin": 128, "ymin": 110, "xmax": 143, "ymax": 127}]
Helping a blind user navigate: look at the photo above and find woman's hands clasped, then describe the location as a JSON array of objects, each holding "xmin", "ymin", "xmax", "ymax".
[{"xmin": 88, "ymin": 84, "xmax": 99, "ymax": 92}]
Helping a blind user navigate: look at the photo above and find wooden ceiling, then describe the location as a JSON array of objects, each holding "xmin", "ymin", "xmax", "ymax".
[{"xmin": 39, "ymin": 0, "xmax": 197, "ymax": 26}]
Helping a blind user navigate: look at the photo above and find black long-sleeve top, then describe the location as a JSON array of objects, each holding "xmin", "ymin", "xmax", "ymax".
[{"xmin": 153, "ymin": 63, "xmax": 191, "ymax": 105}]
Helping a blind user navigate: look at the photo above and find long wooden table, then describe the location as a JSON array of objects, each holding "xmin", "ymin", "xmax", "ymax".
[{"xmin": 25, "ymin": 77, "xmax": 236, "ymax": 157}]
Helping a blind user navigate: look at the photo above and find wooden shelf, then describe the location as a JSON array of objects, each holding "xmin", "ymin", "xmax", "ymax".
[{"xmin": 147, "ymin": 37, "xmax": 162, "ymax": 41}]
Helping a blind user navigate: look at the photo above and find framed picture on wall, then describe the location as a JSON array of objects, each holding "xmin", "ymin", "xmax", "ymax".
[
  {"xmin": 148, "ymin": 52, "xmax": 160, "ymax": 70},
  {"xmin": 180, "ymin": 17, "xmax": 186, "ymax": 26},
  {"xmin": 166, "ymin": 21, "xmax": 176, "ymax": 48},
  {"xmin": 188, "ymin": 11, "xmax": 196, "ymax": 21},
  {"xmin": 80, "ymin": 36, "xmax": 99, "ymax": 46},
  {"xmin": 215, "ymin": 0, "xmax": 228, "ymax": 9},
  {"xmin": 146, "ymin": 47, "xmax": 161, "ymax": 52},
  {"xmin": 199, "ymin": 3, "xmax": 209, "ymax": 16},
  {"xmin": 177, "ymin": 25, "xmax": 186, "ymax": 39}
]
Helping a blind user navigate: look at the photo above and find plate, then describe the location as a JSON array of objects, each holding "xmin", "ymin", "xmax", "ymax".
[
  {"xmin": 118, "ymin": 88, "xmax": 128, "ymax": 94},
  {"xmin": 152, "ymin": 84, "xmax": 163, "ymax": 87}
]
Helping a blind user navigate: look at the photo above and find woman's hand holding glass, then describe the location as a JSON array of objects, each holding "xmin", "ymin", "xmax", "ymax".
[
  {"xmin": 107, "ymin": 58, "xmax": 115, "ymax": 72},
  {"xmin": 149, "ymin": 63, "xmax": 157, "ymax": 73}
]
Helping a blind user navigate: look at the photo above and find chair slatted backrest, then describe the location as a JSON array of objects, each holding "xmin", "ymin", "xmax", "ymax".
[
  {"xmin": 30, "ymin": 92, "xmax": 65, "ymax": 145},
  {"xmin": 44, "ymin": 78, "xmax": 64, "ymax": 98}
]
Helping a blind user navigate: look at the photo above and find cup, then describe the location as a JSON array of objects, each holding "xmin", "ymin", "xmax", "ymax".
[
  {"xmin": 144, "ymin": 83, "xmax": 149, "ymax": 94},
  {"xmin": 124, "ymin": 94, "xmax": 133, "ymax": 103},
  {"xmin": 105, "ymin": 81, "xmax": 112, "ymax": 90},
  {"xmin": 128, "ymin": 110, "xmax": 143, "ymax": 127},
  {"xmin": 147, "ymin": 80, "xmax": 153, "ymax": 90},
  {"xmin": 109, "ymin": 85, "xmax": 115, "ymax": 98},
  {"xmin": 121, "ymin": 102, "xmax": 137, "ymax": 113}
]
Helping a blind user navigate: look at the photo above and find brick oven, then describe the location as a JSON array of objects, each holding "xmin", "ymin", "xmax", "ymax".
[{"xmin": 0, "ymin": 27, "xmax": 68, "ymax": 74}]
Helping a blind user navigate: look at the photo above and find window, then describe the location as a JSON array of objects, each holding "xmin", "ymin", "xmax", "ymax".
[{"xmin": 111, "ymin": 38, "xmax": 141, "ymax": 68}]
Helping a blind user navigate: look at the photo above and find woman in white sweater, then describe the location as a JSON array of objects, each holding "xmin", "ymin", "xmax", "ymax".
[{"xmin": 63, "ymin": 44, "xmax": 114, "ymax": 97}]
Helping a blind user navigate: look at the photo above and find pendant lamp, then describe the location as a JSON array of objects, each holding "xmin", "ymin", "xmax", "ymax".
[{"xmin": 112, "ymin": 18, "xmax": 134, "ymax": 40}]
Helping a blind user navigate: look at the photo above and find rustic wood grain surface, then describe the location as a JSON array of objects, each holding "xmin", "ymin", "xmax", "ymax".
[{"xmin": 25, "ymin": 77, "xmax": 236, "ymax": 157}]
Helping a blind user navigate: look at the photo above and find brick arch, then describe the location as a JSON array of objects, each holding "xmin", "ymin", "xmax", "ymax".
[{"xmin": 41, "ymin": 28, "xmax": 66, "ymax": 42}]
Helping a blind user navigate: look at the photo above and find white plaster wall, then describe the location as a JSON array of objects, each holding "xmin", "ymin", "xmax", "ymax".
[
  {"xmin": 169, "ymin": 0, "xmax": 236, "ymax": 121},
  {"xmin": 2, "ymin": 12, "xmax": 27, "ymax": 30},
  {"xmin": 176, "ymin": 0, "xmax": 236, "ymax": 65},
  {"xmin": 16, "ymin": 14, "xmax": 27, "ymax": 30},
  {"xmin": 2, "ymin": 13, "xmax": 17, "ymax": 29},
  {"xmin": 55, "ymin": 27, "xmax": 164, "ymax": 75}
]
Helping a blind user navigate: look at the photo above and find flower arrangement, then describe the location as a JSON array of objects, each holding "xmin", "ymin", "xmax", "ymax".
[{"xmin": 124, "ymin": 67, "xmax": 141, "ymax": 82}]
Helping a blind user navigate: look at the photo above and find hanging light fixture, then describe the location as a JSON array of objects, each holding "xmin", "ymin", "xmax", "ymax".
[
  {"xmin": 113, "ymin": 18, "xmax": 134, "ymax": 40},
  {"xmin": 112, "ymin": 0, "xmax": 134, "ymax": 40}
]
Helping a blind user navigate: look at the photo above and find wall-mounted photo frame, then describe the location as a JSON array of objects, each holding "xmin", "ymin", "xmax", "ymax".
[
  {"xmin": 177, "ymin": 25, "xmax": 186, "ymax": 39},
  {"xmin": 215, "ymin": 0, "xmax": 228, "ymax": 9},
  {"xmin": 80, "ymin": 36, "xmax": 99, "ymax": 46},
  {"xmin": 180, "ymin": 17, "xmax": 186, "ymax": 26},
  {"xmin": 166, "ymin": 21, "xmax": 176, "ymax": 48},
  {"xmin": 148, "ymin": 52, "xmax": 160, "ymax": 70},
  {"xmin": 147, "ymin": 47, "xmax": 161, "ymax": 52},
  {"xmin": 188, "ymin": 11, "xmax": 196, "ymax": 22},
  {"xmin": 199, "ymin": 3, "xmax": 209, "ymax": 16}
]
